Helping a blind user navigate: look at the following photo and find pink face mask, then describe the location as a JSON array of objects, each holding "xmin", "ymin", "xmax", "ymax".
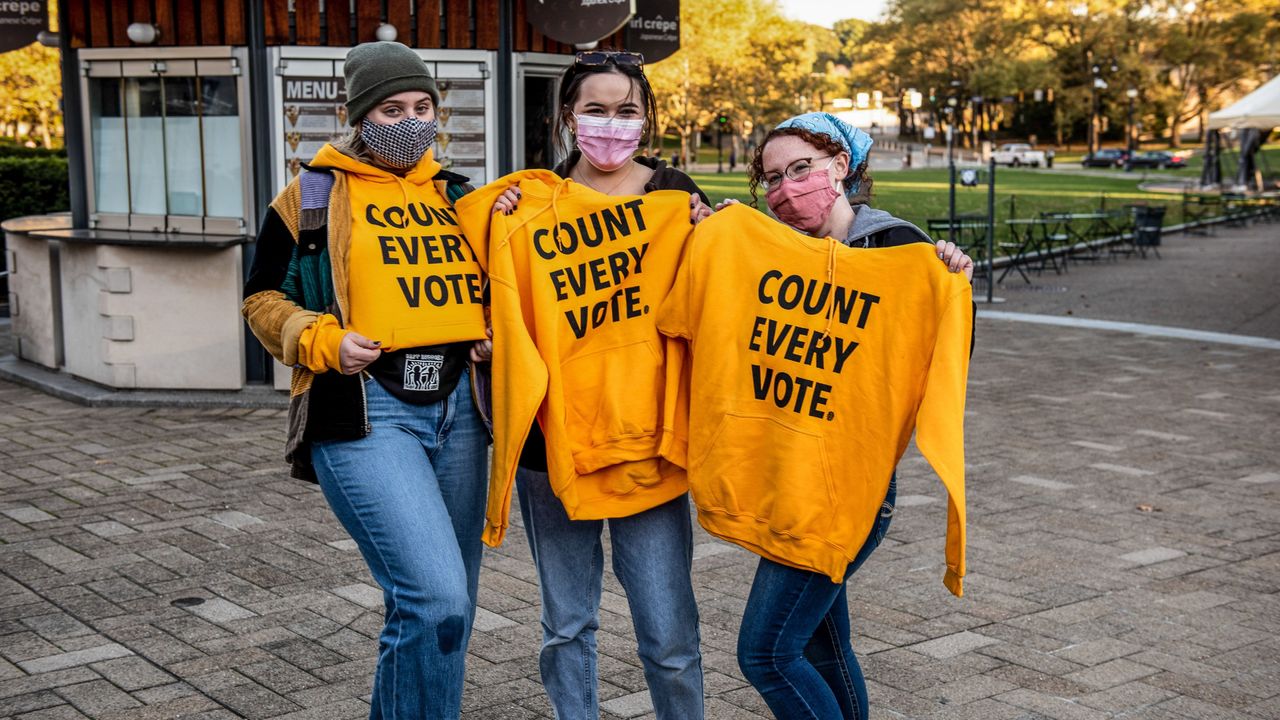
[
  {"xmin": 575, "ymin": 114, "xmax": 644, "ymax": 172},
  {"xmin": 765, "ymin": 159, "xmax": 841, "ymax": 236}
]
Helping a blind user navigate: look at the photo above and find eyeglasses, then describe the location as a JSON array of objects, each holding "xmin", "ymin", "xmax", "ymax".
[
  {"xmin": 762, "ymin": 156, "xmax": 833, "ymax": 189},
  {"xmin": 575, "ymin": 51, "xmax": 645, "ymax": 68}
]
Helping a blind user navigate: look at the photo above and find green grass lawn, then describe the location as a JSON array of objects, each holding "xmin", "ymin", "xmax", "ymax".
[{"xmin": 688, "ymin": 167, "xmax": 1189, "ymax": 256}]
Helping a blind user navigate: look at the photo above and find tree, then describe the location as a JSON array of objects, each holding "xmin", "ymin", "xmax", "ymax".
[
  {"xmin": 648, "ymin": 0, "xmax": 824, "ymax": 166},
  {"xmin": 0, "ymin": 0, "xmax": 62, "ymax": 148}
]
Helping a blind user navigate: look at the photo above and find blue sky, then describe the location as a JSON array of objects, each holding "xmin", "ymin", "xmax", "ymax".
[{"xmin": 776, "ymin": 0, "xmax": 887, "ymax": 26}]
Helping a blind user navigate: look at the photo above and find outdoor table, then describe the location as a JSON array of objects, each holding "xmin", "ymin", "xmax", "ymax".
[{"xmin": 998, "ymin": 218, "xmax": 1062, "ymax": 283}]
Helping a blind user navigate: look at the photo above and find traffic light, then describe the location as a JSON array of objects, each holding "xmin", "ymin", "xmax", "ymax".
[{"xmin": 716, "ymin": 114, "xmax": 729, "ymax": 126}]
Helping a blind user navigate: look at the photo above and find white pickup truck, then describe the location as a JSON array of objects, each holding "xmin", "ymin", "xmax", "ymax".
[{"xmin": 991, "ymin": 143, "xmax": 1047, "ymax": 167}]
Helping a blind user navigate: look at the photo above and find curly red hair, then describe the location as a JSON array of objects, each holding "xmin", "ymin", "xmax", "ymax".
[{"xmin": 747, "ymin": 126, "xmax": 873, "ymax": 208}]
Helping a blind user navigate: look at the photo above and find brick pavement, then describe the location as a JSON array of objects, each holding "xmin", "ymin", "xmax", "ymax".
[{"xmin": 2, "ymin": 225, "xmax": 1279, "ymax": 719}]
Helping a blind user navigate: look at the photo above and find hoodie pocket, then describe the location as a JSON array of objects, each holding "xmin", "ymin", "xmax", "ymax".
[
  {"xmin": 692, "ymin": 412, "xmax": 835, "ymax": 539},
  {"xmin": 561, "ymin": 338, "xmax": 663, "ymax": 474}
]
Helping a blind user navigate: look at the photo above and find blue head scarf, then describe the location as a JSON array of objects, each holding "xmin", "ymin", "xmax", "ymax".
[{"xmin": 775, "ymin": 112, "xmax": 874, "ymax": 198}]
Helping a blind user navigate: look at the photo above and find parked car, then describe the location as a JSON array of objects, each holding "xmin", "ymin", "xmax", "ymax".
[
  {"xmin": 1081, "ymin": 149, "xmax": 1130, "ymax": 168},
  {"xmin": 1126, "ymin": 150, "xmax": 1187, "ymax": 170},
  {"xmin": 992, "ymin": 143, "xmax": 1048, "ymax": 167}
]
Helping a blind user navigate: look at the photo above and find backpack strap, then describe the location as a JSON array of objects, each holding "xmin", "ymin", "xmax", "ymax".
[{"xmin": 299, "ymin": 168, "xmax": 335, "ymax": 232}]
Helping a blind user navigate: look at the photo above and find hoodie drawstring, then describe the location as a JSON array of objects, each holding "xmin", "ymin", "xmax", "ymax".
[
  {"xmin": 821, "ymin": 238, "xmax": 837, "ymax": 341},
  {"xmin": 501, "ymin": 178, "xmax": 570, "ymax": 253}
]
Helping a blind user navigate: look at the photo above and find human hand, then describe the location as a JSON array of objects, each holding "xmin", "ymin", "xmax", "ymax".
[
  {"xmin": 469, "ymin": 326, "xmax": 493, "ymax": 363},
  {"xmin": 492, "ymin": 184, "xmax": 521, "ymax": 215},
  {"xmin": 715, "ymin": 198, "xmax": 741, "ymax": 212},
  {"xmin": 935, "ymin": 240, "xmax": 975, "ymax": 281},
  {"xmin": 690, "ymin": 193, "xmax": 713, "ymax": 225},
  {"xmin": 339, "ymin": 332, "xmax": 382, "ymax": 375}
]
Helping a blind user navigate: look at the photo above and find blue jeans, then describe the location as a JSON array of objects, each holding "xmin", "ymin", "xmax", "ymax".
[
  {"xmin": 516, "ymin": 467, "xmax": 704, "ymax": 720},
  {"xmin": 738, "ymin": 475, "xmax": 897, "ymax": 720},
  {"xmin": 311, "ymin": 372, "xmax": 488, "ymax": 720}
]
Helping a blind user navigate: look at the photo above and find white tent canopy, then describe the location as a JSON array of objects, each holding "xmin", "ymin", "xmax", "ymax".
[{"xmin": 1208, "ymin": 74, "xmax": 1280, "ymax": 130}]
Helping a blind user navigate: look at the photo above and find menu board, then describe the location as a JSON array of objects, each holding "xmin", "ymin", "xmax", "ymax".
[
  {"xmin": 282, "ymin": 76, "xmax": 348, "ymax": 179},
  {"xmin": 435, "ymin": 78, "xmax": 488, "ymax": 184},
  {"xmin": 281, "ymin": 74, "xmax": 488, "ymax": 184}
]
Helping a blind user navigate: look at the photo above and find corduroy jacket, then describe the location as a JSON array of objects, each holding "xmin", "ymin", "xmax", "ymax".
[{"xmin": 242, "ymin": 153, "xmax": 490, "ymax": 481}]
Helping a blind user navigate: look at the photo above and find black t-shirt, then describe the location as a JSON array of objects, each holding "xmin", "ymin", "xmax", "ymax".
[
  {"xmin": 518, "ymin": 155, "xmax": 708, "ymax": 472},
  {"xmin": 366, "ymin": 342, "xmax": 470, "ymax": 404}
]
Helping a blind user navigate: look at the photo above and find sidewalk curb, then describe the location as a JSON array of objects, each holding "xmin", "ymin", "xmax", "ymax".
[{"xmin": 0, "ymin": 354, "xmax": 288, "ymax": 409}]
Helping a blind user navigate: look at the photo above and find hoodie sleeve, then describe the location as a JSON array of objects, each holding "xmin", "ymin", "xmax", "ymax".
[
  {"xmin": 913, "ymin": 285, "xmax": 973, "ymax": 598},
  {"xmin": 454, "ymin": 179, "xmax": 513, "ymax": 274},
  {"xmin": 656, "ymin": 231, "xmax": 706, "ymax": 468},
  {"xmin": 456, "ymin": 176, "xmax": 552, "ymax": 547}
]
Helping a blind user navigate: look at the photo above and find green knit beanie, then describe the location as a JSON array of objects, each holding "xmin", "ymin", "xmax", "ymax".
[{"xmin": 343, "ymin": 42, "xmax": 441, "ymax": 126}]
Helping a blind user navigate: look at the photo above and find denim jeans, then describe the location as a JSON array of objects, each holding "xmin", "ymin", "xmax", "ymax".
[
  {"xmin": 516, "ymin": 467, "xmax": 704, "ymax": 720},
  {"xmin": 737, "ymin": 474, "xmax": 897, "ymax": 720},
  {"xmin": 311, "ymin": 372, "xmax": 488, "ymax": 720}
]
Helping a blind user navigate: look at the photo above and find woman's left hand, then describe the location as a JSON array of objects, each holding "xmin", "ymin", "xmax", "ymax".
[
  {"xmin": 936, "ymin": 240, "xmax": 975, "ymax": 281},
  {"xmin": 469, "ymin": 326, "xmax": 493, "ymax": 363},
  {"xmin": 690, "ymin": 194, "xmax": 713, "ymax": 225}
]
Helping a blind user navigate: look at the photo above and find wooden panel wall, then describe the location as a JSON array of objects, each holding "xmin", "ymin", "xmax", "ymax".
[
  {"xmin": 68, "ymin": 0, "xmax": 246, "ymax": 48},
  {"xmin": 64, "ymin": 0, "xmax": 590, "ymax": 53}
]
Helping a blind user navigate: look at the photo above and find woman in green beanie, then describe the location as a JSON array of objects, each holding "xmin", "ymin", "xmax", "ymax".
[{"xmin": 242, "ymin": 41, "xmax": 492, "ymax": 719}]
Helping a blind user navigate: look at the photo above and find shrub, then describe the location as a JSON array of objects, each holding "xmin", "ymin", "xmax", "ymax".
[
  {"xmin": 0, "ymin": 139, "xmax": 66, "ymax": 159},
  {"xmin": 0, "ymin": 156, "xmax": 69, "ymax": 222}
]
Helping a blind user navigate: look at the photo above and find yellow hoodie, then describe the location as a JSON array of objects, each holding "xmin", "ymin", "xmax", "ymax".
[
  {"xmin": 296, "ymin": 145, "xmax": 488, "ymax": 372},
  {"xmin": 657, "ymin": 204, "xmax": 971, "ymax": 596},
  {"xmin": 455, "ymin": 171, "xmax": 695, "ymax": 545}
]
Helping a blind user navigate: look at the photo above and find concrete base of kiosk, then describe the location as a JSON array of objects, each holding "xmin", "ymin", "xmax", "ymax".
[{"xmin": 4, "ymin": 215, "xmax": 255, "ymax": 392}]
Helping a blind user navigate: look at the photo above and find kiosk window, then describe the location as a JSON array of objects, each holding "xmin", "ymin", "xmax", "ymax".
[{"xmin": 86, "ymin": 65, "xmax": 245, "ymax": 230}]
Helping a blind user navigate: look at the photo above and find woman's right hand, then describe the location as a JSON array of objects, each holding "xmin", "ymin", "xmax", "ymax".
[
  {"xmin": 339, "ymin": 332, "xmax": 382, "ymax": 375},
  {"xmin": 715, "ymin": 198, "xmax": 741, "ymax": 211},
  {"xmin": 492, "ymin": 184, "xmax": 521, "ymax": 215}
]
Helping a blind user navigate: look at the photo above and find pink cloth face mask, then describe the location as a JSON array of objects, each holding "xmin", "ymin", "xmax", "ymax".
[
  {"xmin": 575, "ymin": 114, "xmax": 644, "ymax": 172},
  {"xmin": 765, "ymin": 158, "xmax": 841, "ymax": 236}
]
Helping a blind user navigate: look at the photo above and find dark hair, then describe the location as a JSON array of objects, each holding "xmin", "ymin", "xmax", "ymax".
[
  {"xmin": 747, "ymin": 126, "xmax": 873, "ymax": 208},
  {"xmin": 553, "ymin": 54, "xmax": 659, "ymax": 159}
]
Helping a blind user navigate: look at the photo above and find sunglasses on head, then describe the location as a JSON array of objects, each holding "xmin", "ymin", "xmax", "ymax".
[{"xmin": 574, "ymin": 51, "xmax": 644, "ymax": 68}]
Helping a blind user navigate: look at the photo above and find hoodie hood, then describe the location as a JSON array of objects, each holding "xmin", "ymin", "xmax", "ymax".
[
  {"xmin": 310, "ymin": 143, "xmax": 443, "ymax": 186},
  {"xmin": 844, "ymin": 206, "xmax": 927, "ymax": 248}
]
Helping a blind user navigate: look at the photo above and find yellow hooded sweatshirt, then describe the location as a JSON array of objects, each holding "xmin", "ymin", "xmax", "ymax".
[
  {"xmin": 296, "ymin": 145, "xmax": 488, "ymax": 372},
  {"xmin": 657, "ymin": 204, "xmax": 971, "ymax": 596},
  {"xmin": 454, "ymin": 170, "xmax": 695, "ymax": 545}
]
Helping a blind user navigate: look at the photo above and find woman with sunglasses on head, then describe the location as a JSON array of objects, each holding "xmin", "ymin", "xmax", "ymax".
[
  {"xmin": 713, "ymin": 112, "xmax": 973, "ymax": 719},
  {"xmin": 488, "ymin": 50, "xmax": 709, "ymax": 720},
  {"xmin": 242, "ymin": 42, "xmax": 491, "ymax": 719}
]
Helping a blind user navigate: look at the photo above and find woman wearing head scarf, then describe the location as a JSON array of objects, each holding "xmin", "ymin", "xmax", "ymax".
[
  {"xmin": 720, "ymin": 112, "xmax": 973, "ymax": 719},
  {"xmin": 242, "ymin": 41, "xmax": 491, "ymax": 719}
]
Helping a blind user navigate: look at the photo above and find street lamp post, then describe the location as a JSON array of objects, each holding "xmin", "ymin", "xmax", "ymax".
[
  {"xmin": 1125, "ymin": 87, "xmax": 1138, "ymax": 156},
  {"xmin": 1088, "ymin": 58, "xmax": 1119, "ymax": 157}
]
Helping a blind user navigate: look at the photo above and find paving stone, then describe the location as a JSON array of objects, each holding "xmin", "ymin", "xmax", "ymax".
[
  {"xmin": 329, "ymin": 584, "xmax": 382, "ymax": 610},
  {"xmin": 2, "ymin": 506, "xmax": 57, "ymax": 524},
  {"xmin": 599, "ymin": 689, "xmax": 654, "ymax": 718},
  {"xmin": 908, "ymin": 631, "xmax": 1001, "ymax": 659},
  {"xmin": 185, "ymin": 598, "xmax": 257, "ymax": 624},
  {"xmin": 17, "ymin": 644, "xmax": 135, "ymax": 674},
  {"xmin": 895, "ymin": 494, "xmax": 939, "ymax": 506},
  {"xmin": 473, "ymin": 607, "xmax": 518, "ymax": 632},
  {"xmin": 1088, "ymin": 462, "xmax": 1155, "ymax": 476},
  {"xmin": 1118, "ymin": 547, "xmax": 1187, "ymax": 566},
  {"xmin": 1009, "ymin": 475, "xmax": 1075, "ymax": 490},
  {"xmin": 1065, "ymin": 657, "xmax": 1161, "ymax": 689},
  {"xmin": 79, "ymin": 522, "xmax": 136, "ymax": 538},
  {"xmin": 210, "ymin": 511, "xmax": 265, "ymax": 529}
]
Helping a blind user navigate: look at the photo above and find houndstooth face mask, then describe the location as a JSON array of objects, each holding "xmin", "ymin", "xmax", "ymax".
[{"xmin": 361, "ymin": 116, "xmax": 437, "ymax": 169}]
